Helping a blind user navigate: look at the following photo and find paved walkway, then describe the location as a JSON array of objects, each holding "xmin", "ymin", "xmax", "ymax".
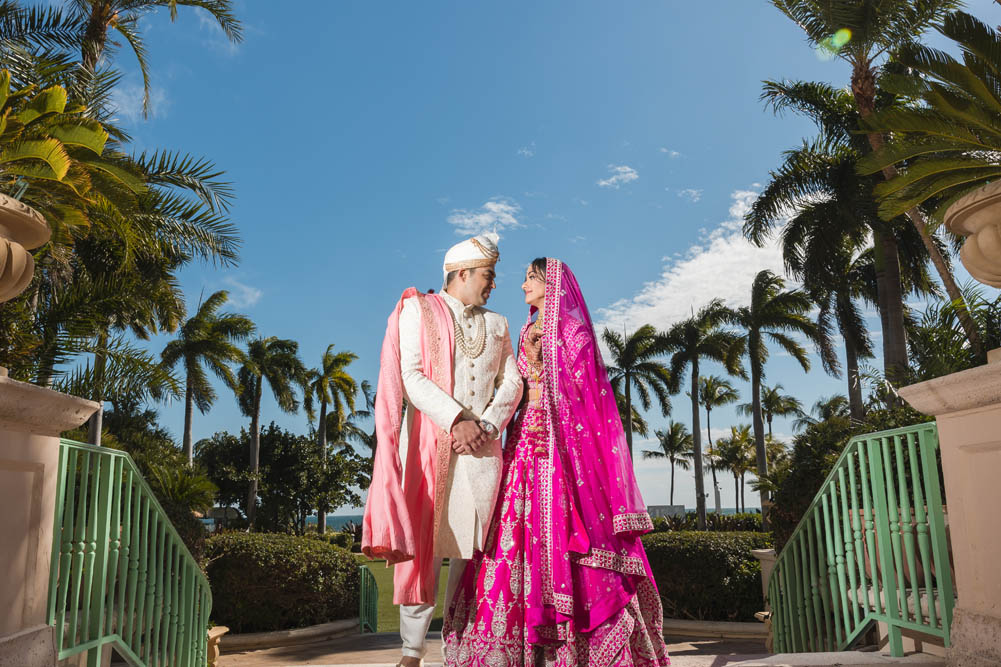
[{"xmin": 218, "ymin": 632, "xmax": 770, "ymax": 666}]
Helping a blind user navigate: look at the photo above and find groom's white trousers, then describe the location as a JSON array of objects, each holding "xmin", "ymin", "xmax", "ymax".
[{"xmin": 400, "ymin": 557, "xmax": 468, "ymax": 658}]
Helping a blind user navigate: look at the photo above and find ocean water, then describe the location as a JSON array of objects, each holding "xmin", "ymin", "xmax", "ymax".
[
  {"xmin": 305, "ymin": 514, "xmax": 364, "ymax": 531},
  {"xmin": 306, "ymin": 507, "xmax": 758, "ymax": 532}
]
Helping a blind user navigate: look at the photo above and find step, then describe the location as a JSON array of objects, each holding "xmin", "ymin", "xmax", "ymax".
[{"xmin": 730, "ymin": 651, "xmax": 946, "ymax": 667}]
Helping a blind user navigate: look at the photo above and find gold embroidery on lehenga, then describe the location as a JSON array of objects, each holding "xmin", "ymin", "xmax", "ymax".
[
  {"xmin": 483, "ymin": 557, "xmax": 497, "ymax": 591},
  {"xmin": 509, "ymin": 560, "xmax": 522, "ymax": 596},
  {"xmin": 491, "ymin": 591, "xmax": 508, "ymax": 637},
  {"xmin": 499, "ymin": 522, "xmax": 514, "ymax": 552}
]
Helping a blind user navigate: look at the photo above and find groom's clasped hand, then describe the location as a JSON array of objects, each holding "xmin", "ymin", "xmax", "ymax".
[{"xmin": 450, "ymin": 418, "xmax": 489, "ymax": 455}]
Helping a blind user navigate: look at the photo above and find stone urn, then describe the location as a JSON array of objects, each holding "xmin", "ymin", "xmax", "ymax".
[
  {"xmin": 944, "ymin": 180, "xmax": 1001, "ymax": 287},
  {"xmin": 0, "ymin": 192, "xmax": 49, "ymax": 303}
]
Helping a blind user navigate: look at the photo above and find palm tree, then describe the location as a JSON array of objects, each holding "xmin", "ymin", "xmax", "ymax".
[
  {"xmin": 714, "ymin": 424, "xmax": 755, "ymax": 513},
  {"xmin": 602, "ymin": 324, "xmax": 673, "ymax": 460},
  {"xmin": 304, "ymin": 344, "xmax": 358, "ymax": 534},
  {"xmin": 730, "ymin": 270, "xmax": 833, "ymax": 527},
  {"xmin": 802, "ymin": 243, "xmax": 878, "ymax": 421},
  {"xmin": 744, "ymin": 81, "xmax": 931, "ymax": 387},
  {"xmin": 615, "ymin": 391, "xmax": 650, "ymax": 439},
  {"xmin": 858, "ymin": 12, "xmax": 1001, "ymax": 222},
  {"xmin": 237, "ymin": 336, "xmax": 307, "ymax": 528},
  {"xmin": 161, "ymin": 290, "xmax": 254, "ymax": 464},
  {"xmin": 771, "ymin": 0, "xmax": 981, "ymax": 357},
  {"xmin": 642, "ymin": 421, "xmax": 693, "ymax": 506},
  {"xmin": 793, "ymin": 394, "xmax": 851, "ymax": 432},
  {"xmin": 73, "ymin": 0, "xmax": 243, "ymax": 115},
  {"xmin": 738, "ymin": 383, "xmax": 803, "ymax": 440},
  {"xmin": 698, "ymin": 375, "xmax": 739, "ymax": 514},
  {"xmin": 658, "ymin": 301, "xmax": 744, "ymax": 528}
]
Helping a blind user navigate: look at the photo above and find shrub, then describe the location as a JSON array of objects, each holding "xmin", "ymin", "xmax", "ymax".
[
  {"xmin": 206, "ymin": 532, "xmax": 360, "ymax": 633},
  {"xmin": 651, "ymin": 512, "xmax": 762, "ymax": 532},
  {"xmin": 158, "ymin": 495, "xmax": 207, "ymax": 564},
  {"xmin": 308, "ymin": 531, "xmax": 353, "ymax": 549},
  {"xmin": 642, "ymin": 531, "xmax": 772, "ymax": 622}
]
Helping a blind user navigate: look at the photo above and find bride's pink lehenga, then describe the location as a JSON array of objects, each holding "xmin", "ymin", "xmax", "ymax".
[{"xmin": 443, "ymin": 259, "xmax": 670, "ymax": 667}]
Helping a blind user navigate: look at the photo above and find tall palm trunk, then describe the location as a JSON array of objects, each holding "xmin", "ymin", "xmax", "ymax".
[
  {"xmin": 87, "ymin": 330, "xmax": 109, "ymax": 446},
  {"xmin": 247, "ymin": 379, "xmax": 262, "ymax": 528},
  {"xmin": 624, "ymin": 371, "xmax": 633, "ymax": 459},
  {"xmin": 852, "ymin": 63, "xmax": 983, "ymax": 360},
  {"xmin": 766, "ymin": 413, "xmax": 773, "ymax": 440},
  {"xmin": 844, "ymin": 329, "xmax": 865, "ymax": 422},
  {"xmin": 182, "ymin": 373, "xmax": 195, "ymax": 465},
  {"xmin": 733, "ymin": 473, "xmax": 740, "ymax": 512},
  {"xmin": 750, "ymin": 340, "xmax": 769, "ymax": 529},
  {"xmin": 81, "ymin": 6, "xmax": 111, "ymax": 72},
  {"xmin": 690, "ymin": 358, "xmax": 706, "ymax": 529},
  {"xmin": 669, "ymin": 458, "xmax": 675, "ymax": 506},
  {"xmin": 705, "ymin": 407, "xmax": 721, "ymax": 514},
  {"xmin": 740, "ymin": 473, "xmax": 746, "ymax": 513},
  {"xmin": 873, "ymin": 229, "xmax": 910, "ymax": 388},
  {"xmin": 317, "ymin": 399, "xmax": 328, "ymax": 535}
]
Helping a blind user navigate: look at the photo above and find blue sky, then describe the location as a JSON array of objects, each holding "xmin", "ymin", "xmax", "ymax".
[{"xmin": 88, "ymin": 0, "xmax": 1000, "ymax": 513}]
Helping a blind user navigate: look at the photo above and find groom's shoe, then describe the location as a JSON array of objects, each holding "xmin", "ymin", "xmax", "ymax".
[{"xmin": 397, "ymin": 657, "xmax": 422, "ymax": 667}]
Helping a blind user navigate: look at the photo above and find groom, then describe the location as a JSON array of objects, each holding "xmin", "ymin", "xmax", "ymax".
[{"xmin": 362, "ymin": 232, "xmax": 523, "ymax": 664}]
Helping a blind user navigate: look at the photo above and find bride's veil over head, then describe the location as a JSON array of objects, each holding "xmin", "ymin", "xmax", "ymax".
[{"xmin": 521, "ymin": 258, "xmax": 655, "ymax": 632}]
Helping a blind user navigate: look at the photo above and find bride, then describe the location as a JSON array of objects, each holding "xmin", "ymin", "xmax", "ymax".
[{"xmin": 443, "ymin": 258, "xmax": 670, "ymax": 666}]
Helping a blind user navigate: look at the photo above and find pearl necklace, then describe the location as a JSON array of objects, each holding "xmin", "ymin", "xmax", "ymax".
[{"xmin": 451, "ymin": 308, "xmax": 487, "ymax": 359}]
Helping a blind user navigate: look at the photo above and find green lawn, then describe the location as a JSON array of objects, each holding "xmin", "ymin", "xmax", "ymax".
[{"xmin": 356, "ymin": 555, "xmax": 451, "ymax": 633}]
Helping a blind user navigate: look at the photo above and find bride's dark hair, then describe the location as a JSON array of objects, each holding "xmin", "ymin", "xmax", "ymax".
[{"xmin": 530, "ymin": 257, "xmax": 547, "ymax": 279}]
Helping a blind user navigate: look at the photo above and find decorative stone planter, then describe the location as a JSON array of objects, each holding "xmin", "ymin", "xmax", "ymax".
[
  {"xmin": 207, "ymin": 626, "xmax": 229, "ymax": 667},
  {"xmin": 944, "ymin": 181, "xmax": 1001, "ymax": 287},
  {"xmin": 0, "ymin": 192, "xmax": 49, "ymax": 303}
]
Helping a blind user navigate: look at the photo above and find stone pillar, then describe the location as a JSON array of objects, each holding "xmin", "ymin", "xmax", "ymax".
[
  {"xmin": 899, "ymin": 354, "xmax": 1001, "ymax": 667},
  {"xmin": 0, "ymin": 371, "xmax": 99, "ymax": 667}
]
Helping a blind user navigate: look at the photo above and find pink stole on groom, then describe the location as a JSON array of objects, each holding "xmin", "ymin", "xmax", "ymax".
[{"xmin": 362, "ymin": 288, "xmax": 455, "ymax": 605}]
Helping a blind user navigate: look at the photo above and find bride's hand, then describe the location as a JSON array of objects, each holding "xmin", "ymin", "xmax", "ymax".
[{"xmin": 525, "ymin": 330, "xmax": 543, "ymax": 365}]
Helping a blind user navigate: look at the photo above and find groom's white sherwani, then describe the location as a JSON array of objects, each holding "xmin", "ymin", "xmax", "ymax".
[{"xmin": 398, "ymin": 290, "xmax": 523, "ymax": 558}]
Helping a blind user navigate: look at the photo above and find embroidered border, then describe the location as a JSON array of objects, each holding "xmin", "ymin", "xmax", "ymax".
[
  {"xmin": 612, "ymin": 512, "xmax": 654, "ymax": 533},
  {"xmin": 593, "ymin": 599, "xmax": 637, "ymax": 667},
  {"xmin": 417, "ymin": 293, "xmax": 455, "ymax": 548},
  {"xmin": 539, "ymin": 258, "xmax": 562, "ymax": 607},
  {"xmin": 575, "ymin": 548, "xmax": 646, "ymax": 576}
]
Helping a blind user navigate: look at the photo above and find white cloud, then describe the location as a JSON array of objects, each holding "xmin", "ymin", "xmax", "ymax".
[
  {"xmin": 595, "ymin": 188, "xmax": 790, "ymax": 334},
  {"xmin": 222, "ymin": 276, "xmax": 262, "ymax": 308},
  {"xmin": 677, "ymin": 188, "xmax": 703, "ymax": 203},
  {"xmin": 597, "ymin": 165, "xmax": 639, "ymax": 189},
  {"xmin": 109, "ymin": 83, "xmax": 170, "ymax": 123},
  {"xmin": 517, "ymin": 142, "xmax": 536, "ymax": 157},
  {"xmin": 660, "ymin": 148, "xmax": 682, "ymax": 158},
  {"xmin": 447, "ymin": 197, "xmax": 522, "ymax": 236},
  {"xmin": 198, "ymin": 9, "xmax": 240, "ymax": 56}
]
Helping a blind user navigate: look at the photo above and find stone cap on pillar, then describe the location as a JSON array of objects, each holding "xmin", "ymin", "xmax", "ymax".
[
  {"xmin": 899, "ymin": 361, "xmax": 1001, "ymax": 416},
  {"xmin": 0, "ymin": 374, "xmax": 99, "ymax": 436}
]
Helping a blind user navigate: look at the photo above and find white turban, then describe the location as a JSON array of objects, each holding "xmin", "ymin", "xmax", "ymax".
[{"xmin": 442, "ymin": 232, "xmax": 500, "ymax": 283}]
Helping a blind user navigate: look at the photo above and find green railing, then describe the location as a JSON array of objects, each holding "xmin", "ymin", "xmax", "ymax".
[
  {"xmin": 47, "ymin": 439, "xmax": 212, "ymax": 666},
  {"xmin": 769, "ymin": 423, "xmax": 954, "ymax": 657},
  {"xmin": 359, "ymin": 565, "xmax": 378, "ymax": 633}
]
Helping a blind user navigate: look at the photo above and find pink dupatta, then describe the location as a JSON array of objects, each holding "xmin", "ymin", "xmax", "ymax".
[{"xmin": 362, "ymin": 288, "xmax": 455, "ymax": 605}]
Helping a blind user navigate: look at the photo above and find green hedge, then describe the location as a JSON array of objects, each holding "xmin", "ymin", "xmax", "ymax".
[
  {"xmin": 642, "ymin": 531, "xmax": 772, "ymax": 622},
  {"xmin": 206, "ymin": 533, "xmax": 360, "ymax": 633},
  {"xmin": 308, "ymin": 531, "xmax": 353, "ymax": 549},
  {"xmin": 158, "ymin": 496, "xmax": 207, "ymax": 565},
  {"xmin": 651, "ymin": 512, "xmax": 762, "ymax": 532}
]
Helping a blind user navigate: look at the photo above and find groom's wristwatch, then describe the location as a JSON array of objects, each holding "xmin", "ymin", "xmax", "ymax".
[{"xmin": 479, "ymin": 420, "xmax": 499, "ymax": 439}]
